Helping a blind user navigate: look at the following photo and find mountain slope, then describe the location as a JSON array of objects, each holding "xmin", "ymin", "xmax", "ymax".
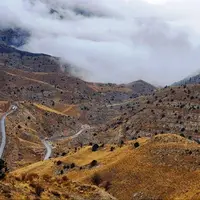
[
  {"xmin": 0, "ymin": 28, "xmax": 29, "ymax": 47},
  {"xmin": 12, "ymin": 134, "xmax": 200, "ymax": 200},
  {"xmin": 0, "ymin": 174, "xmax": 116, "ymax": 200},
  {"xmin": 173, "ymin": 73, "xmax": 200, "ymax": 86}
]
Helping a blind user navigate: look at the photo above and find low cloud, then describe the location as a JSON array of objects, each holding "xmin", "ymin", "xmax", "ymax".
[{"xmin": 1, "ymin": 0, "xmax": 200, "ymax": 85}]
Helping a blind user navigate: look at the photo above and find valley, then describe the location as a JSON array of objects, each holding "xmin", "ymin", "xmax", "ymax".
[{"xmin": 0, "ymin": 29, "xmax": 200, "ymax": 200}]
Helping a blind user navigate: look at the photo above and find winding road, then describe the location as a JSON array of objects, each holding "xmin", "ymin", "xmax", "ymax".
[
  {"xmin": 0, "ymin": 105, "xmax": 17, "ymax": 158},
  {"xmin": 70, "ymin": 125, "xmax": 90, "ymax": 139},
  {"xmin": 41, "ymin": 140, "xmax": 52, "ymax": 160},
  {"xmin": 42, "ymin": 125, "xmax": 90, "ymax": 160},
  {"xmin": 0, "ymin": 105, "xmax": 89, "ymax": 161}
]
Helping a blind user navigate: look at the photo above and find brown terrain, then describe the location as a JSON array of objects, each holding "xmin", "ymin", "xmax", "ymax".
[
  {"xmin": 9, "ymin": 134, "xmax": 200, "ymax": 200},
  {"xmin": 70, "ymin": 84, "xmax": 200, "ymax": 146},
  {"xmin": 0, "ymin": 44, "xmax": 156, "ymax": 169},
  {"xmin": 0, "ymin": 43, "xmax": 200, "ymax": 200}
]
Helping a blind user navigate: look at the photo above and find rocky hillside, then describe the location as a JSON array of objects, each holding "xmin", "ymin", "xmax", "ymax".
[
  {"xmin": 11, "ymin": 134, "xmax": 200, "ymax": 200},
  {"xmin": 0, "ymin": 101, "xmax": 82, "ymax": 170},
  {"xmin": 123, "ymin": 80, "xmax": 156, "ymax": 97},
  {"xmin": 0, "ymin": 44, "xmax": 157, "ymax": 171},
  {"xmin": 0, "ymin": 173, "xmax": 116, "ymax": 200},
  {"xmin": 173, "ymin": 73, "xmax": 200, "ymax": 86},
  {"xmin": 0, "ymin": 43, "xmax": 69, "ymax": 73},
  {"xmin": 101, "ymin": 84, "xmax": 200, "ymax": 141},
  {"xmin": 67, "ymin": 84, "xmax": 200, "ymax": 147}
]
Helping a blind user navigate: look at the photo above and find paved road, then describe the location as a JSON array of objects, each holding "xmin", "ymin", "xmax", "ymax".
[
  {"xmin": 70, "ymin": 125, "xmax": 90, "ymax": 139},
  {"xmin": 106, "ymin": 100, "xmax": 133, "ymax": 108},
  {"xmin": 41, "ymin": 140, "xmax": 52, "ymax": 160},
  {"xmin": 42, "ymin": 125, "xmax": 90, "ymax": 160},
  {"xmin": 0, "ymin": 105, "xmax": 17, "ymax": 158}
]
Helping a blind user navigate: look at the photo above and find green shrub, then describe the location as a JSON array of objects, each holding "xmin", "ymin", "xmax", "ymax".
[{"xmin": 134, "ymin": 142, "xmax": 140, "ymax": 148}]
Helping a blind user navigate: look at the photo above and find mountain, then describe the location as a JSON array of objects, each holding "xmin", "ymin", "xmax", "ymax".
[
  {"xmin": 0, "ymin": 43, "xmax": 69, "ymax": 73},
  {"xmin": 10, "ymin": 134, "xmax": 200, "ymax": 200},
  {"xmin": 2, "ymin": 26, "xmax": 200, "ymax": 200},
  {"xmin": 173, "ymin": 73, "xmax": 200, "ymax": 86},
  {"xmin": 67, "ymin": 83, "xmax": 200, "ymax": 147},
  {"xmin": 1, "ymin": 172, "xmax": 116, "ymax": 199},
  {"xmin": 0, "ymin": 42, "xmax": 157, "ymax": 172},
  {"xmin": 0, "ymin": 28, "xmax": 29, "ymax": 47},
  {"xmin": 124, "ymin": 79, "xmax": 156, "ymax": 97}
]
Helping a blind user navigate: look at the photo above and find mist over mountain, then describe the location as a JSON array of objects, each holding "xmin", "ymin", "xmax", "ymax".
[
  {"xmin": 0, "ymin": 28, "xmax": 29, "ymax": 47},
  {"xmin": 1, "ymin": 0, "xmax": 200, "ymax": 85}
]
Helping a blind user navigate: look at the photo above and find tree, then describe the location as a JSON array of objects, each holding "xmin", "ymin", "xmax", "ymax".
[{"xmin": 0, "ymin": 159, "xmax": 7, "ymax": 179}]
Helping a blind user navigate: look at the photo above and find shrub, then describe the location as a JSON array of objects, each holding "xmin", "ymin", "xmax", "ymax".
[
  {"xmin": 181, "ymin": 128, "xmax": 185, "ymax": 132},
  {"xmin": 71, "ymin": 163, "xmax": 75, "ymax": 169},
  {"xmin": 188, "ymin": 136, "xmax": 192, "ymax": 140},
  {"xmin": 91, "ymin": 173, "xmax": 101, "ymax": 186},
  {"xmin": 119, "ymin": 140, "xmax": 124, "ymax": 147},
  {"xmin": 61, "ymin": 152, "xmax": 67, "ymax": 156},
  {"xmin": 56, "ymin": 160, "xmax": 62, "ymax": 165},
  {"xmin": 134, "ymin": 142, "xmax": 140, "ymax": 148},
  {"xmin": 92, "ymin": 144, "xmax": 99, "ymax": 152},
  {"xmin": 90, "ymin": 160, "xmax": 98, "ymax": 168},
  {"xmin": 35, "ymin": 185, "xmax": 44, "ymax": 197},
  {"xmin": 30, "ymin": 183, "xmax": 44, "ymax": 197},
  {"xmin": 110, "ymin": 147, "xmax": 115, "ymax": 152},
  {"xmin": 161, "ymin": 114, "xmax": 165, "ymax": 118},
  {"xmin": 63, "ymin": 165, "xmax": 70, "ymax": 170},
  {"xmin": 180, "ymin": 133, "xmax": 185, "ymax": 137},
  {"xmin": 0, "ymin": 159, "xmax": 7, "ymax": 180}
]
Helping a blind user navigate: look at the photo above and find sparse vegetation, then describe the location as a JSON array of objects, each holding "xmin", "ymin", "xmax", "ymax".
[
  {"xmin": 134, "ymin": 142, "xmax": 140, "ymax": 148},
  {"xmin": 92, "ymin": 144, "xmax": 99, "ymax": 152},
  {"xmin": 90, "ymin": 160, "xmax": 98, "ymax": 168},
  {"xmin": 110, "ymin": 147, "xmax": 115, "ymax": 151},
  {"xmin": 91, "ymin": 173, "xmax": 102, "ymax": 186},
  {"xmin": 0, "ymin": 159, "xmax": 7, "ymax": 180}
]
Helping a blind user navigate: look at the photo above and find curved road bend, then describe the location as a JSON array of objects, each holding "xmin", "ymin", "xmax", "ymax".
[
  {"xmin": 42, "ymin": 125, "xmax": 90, "ymax": 160},
  {"xmin": 41, "ymin": 140, "xmax": 52, "ymax": 160},
  {"xmin": 0, "ymin": 105, "xmax": 17, "ymax": 158}
]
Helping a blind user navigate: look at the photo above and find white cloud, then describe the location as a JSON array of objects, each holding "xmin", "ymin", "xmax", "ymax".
[{"xmin": 1, "ymin": 0, "xmax": 200, "ymax": 85}]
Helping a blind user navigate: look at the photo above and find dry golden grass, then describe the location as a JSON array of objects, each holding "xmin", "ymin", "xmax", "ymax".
[
  {"xmin": 12, "ymin": 134, "xmax": 200, "ymax": 200},
  {"xmin": 33, "ymin": 103, "xmax": 67, "ymax": 116},
  {"xmin": 0, "ymin": 174, "xmax": 116, "ymax": 200}
]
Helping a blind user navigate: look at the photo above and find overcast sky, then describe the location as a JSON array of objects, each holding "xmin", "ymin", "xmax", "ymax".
[{"xmin": 0, "ymin": 0, "xmax": 200, "ymax": 85}]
